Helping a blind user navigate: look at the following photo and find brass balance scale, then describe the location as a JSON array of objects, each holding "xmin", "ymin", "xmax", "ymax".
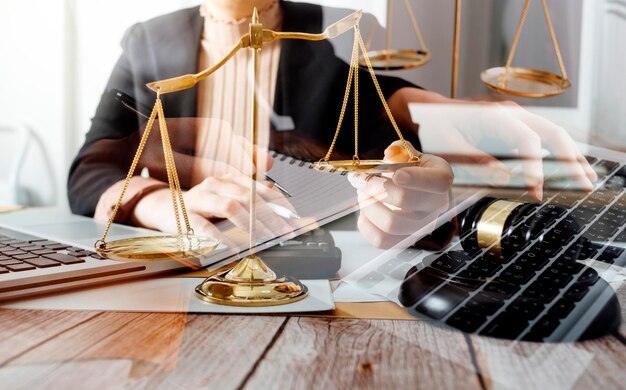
[
  {"xmin": 480, "ymin": 0, "xmax": 571, "ymax": 98},
  {"xmin": 95, "ymin": 8, "xmax": 419, "ymax": 306},
  {"xmin": 359, "ymin": 0, "xmax": 431, "ymax": 71}
]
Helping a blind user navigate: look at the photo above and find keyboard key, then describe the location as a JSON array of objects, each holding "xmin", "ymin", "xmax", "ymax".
[
  {"xmin": 532, "ymin": 242, "xmax": 560, "ymax": 259},
  {"xmin": 463, "ymin": 292, "xmax": 504, "ymax": 315},
  {"xmin": 453, "ymin": 269, "xmax": 487, "ymax": 289},
  {"xmin": 12, "ymin": 253, "xmax": 38, "ymax": 260},
  {"xmin": 563, "ymin": 285, "xmax": 589, "ymax": 302},
  {"xmin": 413, "ymin": 284, "xmax": 469, "ymax": 320},
  {"xmin": 538, "ymin": 267, "xmax": 573, "ymax": 288},
  {"xmin": 30, "ymin": 240, "xmax": 57, "ymax": 246},
  {"xmin": 446, "ymin": 308, "xmax": 486, "ymax": 333},
  {"xmin": 597, "ymin": 253, "xmax": 616, "ymax": 264},
  {"xmin": 576, "ymin": 268, "xmax": 599, "ymax": 286},
  {"xmin": 21, "ymin": 245, "xmax": 44, "ymax": 252},
  {"xmin": 522, "ymin": 282, "xmax": 560, "ymax": 303},
  {"xmin": 505, "ymin": 296, "xmax": 545, "ymax": 319},
  {"xmin": 0, "ymin": 259, "xmax": 22, "ymax": 266},
  {"xmin": 588, "ymin": 189, "xmax": 617, "ymax": 204},
  {"xmin": 10, "ymin": 242, "xmax": 32, "ymax": 248},
  {"xmin": 23, "ymin": 257, "xmax": 61, "ymax": 268},
  {"xmin": 570, "ymin": 208, "xmax": 597, "ymax": 225},
  {"xmin": 555, "ymin": 218, "xmax": 584, "ymax": 235},
  {"xmin": 552, "ymin": 258, "xmax": 584, "ymax": 274},
  {"xmin": 467, "ymin": 259, "xmax": 502, "ymax": 277},
  {"xmin": 517, "ymin": 252, "xmax": 549, "ymax": 269},
  {"xmin": 484, "ymin": 278, "xmax": 520, "ymax": 299},
  {"xmin": 481, "ymin": 312, "xmax": 529, "ymax": 339},
  {"xmin": 5, "ymin": 263, "xmax": 37, "ymax": 272},
  {"xmin": 543, "ymin": 229, "xmax": 571, "ymax": 247},
  {"xmin": 41, "ymin": 253, "xmax": 85, "ymax": 265},
  {"xmin": 430, "ymin": 251, "xmax": 469, "ymax": 274},
  {"xmin": 580, "ymin": 243, "xmax": 602, "ymax": 259},
  {"xmin": 1, "ymin": 250, "xmax": 27, "ymax": 256},
  {"xmin": 500, "ymin": 263, "xmax": 536, "ymax": 284},
  {"xmin": 530, "ymin": 316, "xmax": 561, "ymax": 337},
  {"xmin": 603, "ymin": 245, "xmax": 624, "ymax": 258},
  {"xmin": 548, "ymin": 301, "xmax": 575, "ymax": 319},
  {"xmin": 0, "ymin": 267, "xmax": 8, "ymax": 274},
  {"xmin": 31, "ymin": 249, "xmax": 55, "ymax": 255},
  {"xmin": 556, "ymin": 249, "xmax": 579, "ymax": 263},
  {"xmin": 44, "ymin": 244, "xmax": 70, "ymax": 251},
  {"xmin": 551, "ymin": 194, "xmax": 582, "ymax": 208},
  {"xmin": 398, "ymin": 268, "xmax": 446, "ymax": 307}
]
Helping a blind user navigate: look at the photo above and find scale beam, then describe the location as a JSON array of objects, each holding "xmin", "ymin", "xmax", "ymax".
[{"xmin": 146, "ymin": 10, "xmax": 362, "ymax": 95}]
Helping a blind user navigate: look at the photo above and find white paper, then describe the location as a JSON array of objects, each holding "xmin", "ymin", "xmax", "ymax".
[{"xmin": 1, "ymin": 278, "xmax": 334, "ymax": 314}]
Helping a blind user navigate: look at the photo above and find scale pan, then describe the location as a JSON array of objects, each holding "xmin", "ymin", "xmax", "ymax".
[
  {"xmin": 481, "ymin": 66, "xmax": 571, "ymax": 98},
  {"xmin": 97, "ymin": 235, "xmax": 219, "ymax": 263},
  {"xmin": 312, "ymin": 159, "xmax": 420, "ymax": 174},
  {"xmin": 359, "ymin": 49, "xmax": 431, "ymax": 70}
]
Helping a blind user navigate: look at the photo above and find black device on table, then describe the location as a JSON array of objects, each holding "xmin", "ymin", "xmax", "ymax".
[{"xmin": 394, "ymin": 157, "xmax": 626, "ymax": 342}]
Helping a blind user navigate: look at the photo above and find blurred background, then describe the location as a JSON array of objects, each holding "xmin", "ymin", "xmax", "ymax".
[{"xmin": 1, "ymin": 0, "xmax": 624, "ymax": 210}]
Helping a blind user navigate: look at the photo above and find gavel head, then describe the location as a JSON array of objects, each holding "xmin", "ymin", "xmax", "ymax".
[{"xmin": 459, "ymin": 197, "xmax": 585, "ymax": 261}]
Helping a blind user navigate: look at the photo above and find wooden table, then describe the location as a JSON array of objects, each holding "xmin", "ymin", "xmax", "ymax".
[{"xmin": 1, "ymin": 291, "xmax": 626, "ymax": 390}]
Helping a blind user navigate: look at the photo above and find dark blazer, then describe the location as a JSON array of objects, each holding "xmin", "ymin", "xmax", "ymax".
[{"xmin": 68, "ymin": 1, "xmax": 420, "ymax": 217}]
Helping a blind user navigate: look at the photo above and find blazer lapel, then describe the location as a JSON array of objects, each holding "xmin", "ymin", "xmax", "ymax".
[{"xmin": 150, "ymin": 6, "xmax": 203, "ymax": 118}]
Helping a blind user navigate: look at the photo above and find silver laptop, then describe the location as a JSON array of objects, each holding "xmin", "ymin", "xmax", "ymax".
[{"xmin": 0, "ymin": 209, "xmax": 210, "ymax": 301}]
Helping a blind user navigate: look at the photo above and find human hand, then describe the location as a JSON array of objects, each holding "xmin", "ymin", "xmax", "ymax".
[
  {"xmin": 131, "ymin": 172, "xmax": 302, "ymax": 245},
  {"xmin": 348, "ymin": 141, "xmax": 453, "ymax": 249},
  {"xmin": 411, "ymin": 101, "xmax": 597, "ymax": 199}
]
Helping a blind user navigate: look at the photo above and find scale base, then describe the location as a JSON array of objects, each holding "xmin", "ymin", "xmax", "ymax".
[
  {"xmin": 312, "ymin": 159, "xmax": 420, "ymax": 174},
  {"xmin": 195, "ymin": 255, "xmax": 308, "ymax": 307},
  {"xmin": 481, "ymin": 66, "xmax": 571, "ymax": 98},
  {"xmin": 359, "ymin": 49, "xmax": 431, "ymax": 70}
]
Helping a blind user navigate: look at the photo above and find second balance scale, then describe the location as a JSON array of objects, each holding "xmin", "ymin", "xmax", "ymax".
[
  {"xmin": 480, "ymin": 0, "xmax": 571, "ymax": 98},
  {"xmin": 95, "ymin": 8, "xmax": 419, "ymax": 306}
]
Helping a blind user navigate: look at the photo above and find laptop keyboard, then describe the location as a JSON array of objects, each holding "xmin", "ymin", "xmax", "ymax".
[
  {"xmin": 356, "ymin": 156, "xmax": 626, "ymax": 342},
  {"xmin": 0, "ymin": 235, "xmax": 104, "ymax": 274}
]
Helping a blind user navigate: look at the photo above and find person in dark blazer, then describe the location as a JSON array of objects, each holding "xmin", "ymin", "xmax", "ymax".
[{"xmin": 68, "ymin": 0, "xmax": 594, "ymax": 248}]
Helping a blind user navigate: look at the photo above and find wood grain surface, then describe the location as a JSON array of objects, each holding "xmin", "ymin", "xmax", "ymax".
[
  {"xmin": 0, "ymin": 308, "xmax": 625, "ymax": 389},
  {"xmin": 243, "ymin": 317, "xmax": 481, "ymax": 389}
]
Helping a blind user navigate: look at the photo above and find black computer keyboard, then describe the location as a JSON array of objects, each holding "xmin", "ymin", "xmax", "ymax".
[{"xmin": 388, "ymin": 156, "xmax": 626, "ymax": 342}]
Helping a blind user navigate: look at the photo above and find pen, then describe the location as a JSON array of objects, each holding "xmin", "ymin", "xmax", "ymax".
[
  {"xmin": 267, "ymin": 202, "xmax": 301, "ymax": 220},
  {"xmin": 263, "ymin": 175, "xmax": 292, "ymax": 197}
]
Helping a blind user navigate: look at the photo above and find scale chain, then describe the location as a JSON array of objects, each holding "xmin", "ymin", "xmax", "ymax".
[
  {"xmin": 97, "ymin": 96, "xmax": 160, "ymax": 247},
  {"xmin": 96, "ymin": 94, "xmax": 194, "ymax": 250},
  {"xmin": 156, "ymin": 100, "xmax": 192, "ymax": 234},
  {"xmin": 353, "ymin": 27, "xmax": 359, "ymax": 163},
  {"xmin": 356, "ymin": 29, "xmax": 419, "ymax": 163},
  {"xmin": 321, "ymin": 28, "xmax": 359, "ymax": 163},
  {"xmin": 320, "ymin": 27, "xmax": 419, "ymax": 166}
]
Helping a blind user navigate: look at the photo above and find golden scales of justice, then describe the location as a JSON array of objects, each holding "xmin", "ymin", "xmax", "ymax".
[
  {"xmin": 479, "ymin": 0, "xmax": 571, "ymax": 98},
  {"xmin": 358, "ymin": 0, "xmax": 431, "ymax": 70},
  {"xmin": 95, "ymin": 8, "xmax": 419, "ymax": 306}
]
